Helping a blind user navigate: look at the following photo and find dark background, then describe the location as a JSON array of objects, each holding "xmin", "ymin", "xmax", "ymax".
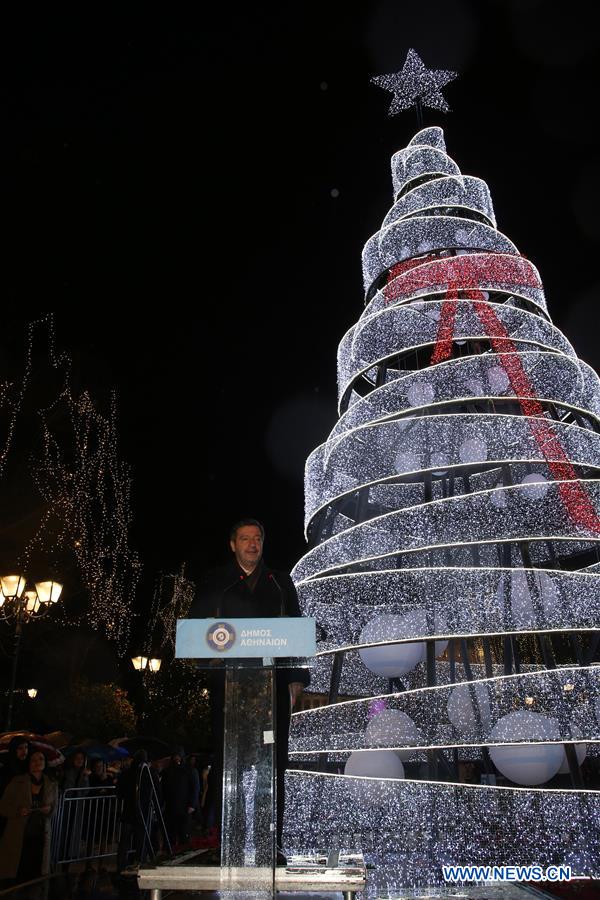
[{"xmin": 1, "ymin": 1, "xmax": 599, "ymax": 630}]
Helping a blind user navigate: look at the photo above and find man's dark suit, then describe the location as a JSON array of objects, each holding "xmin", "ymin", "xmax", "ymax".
[{"xmin": 187, "ymin": 559, "xmax": 310, "ymax": 850}]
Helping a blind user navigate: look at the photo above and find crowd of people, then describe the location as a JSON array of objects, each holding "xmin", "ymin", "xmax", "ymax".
[
  {"xmin": 115, "ymin": 745, "xmax": 211, "ymax": 873},
  {"xmin": 0, "ymin": 519, "xmax": 305, "ymax": 895},
  {"xmin": 0, "ymin": 734, "xmax": 214, "ymax": 895}
]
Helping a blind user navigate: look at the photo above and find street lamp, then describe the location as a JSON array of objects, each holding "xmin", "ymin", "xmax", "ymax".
[
  {"xmin": 1, "ymin": 575, "xmax": 63, "ymax": 730},
  {"xmin": 27, "ymin": 688, "xmax": 38, "ymax": 699},
  {"xmin": 130, "ymin": 654, "xmax": 162, "ymax": 730},
  {"xmin": 131, "ymin": 655, "xmax": 162, "ymax": 672}
]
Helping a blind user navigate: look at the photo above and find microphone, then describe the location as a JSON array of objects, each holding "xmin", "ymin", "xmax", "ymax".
[
  {"xmin": 268, "ymin": 572, "xmax": 286, "ymax": 617},
  {"xmin": 215, "ymin": 573, "xmax": 247, "ymax": 617}
]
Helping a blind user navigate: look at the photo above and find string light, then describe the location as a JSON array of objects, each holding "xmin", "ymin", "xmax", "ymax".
[
  {"xmin": 30, "ymin": 389, "xmax": 141, "ymax": 654},
  {"xmin": 288, "ymin": 665, "xmax": 599, "ymax": 756},
  {"xmin": 361, "ymin": 218, "xmax": 520, "ymax": 302},
  {"xmin": 285, "ymin": 771, "xmax": 600, "ymax": 891},
  {"xmin": 325, "ymin": 353, "xmax": 599, "ymax": 458},
  {"xmin": 303, "ymin": 648, "xmax": 562, "ymax": 700},
  {"xmin": 295, "ymin": 479, "xmax": 600, "ymax": 583},
  {"xmin": 371, "ymin": 50, "xmax": 457, "ymax": 117},
  {"xmin": 1, "ymin": 315, "xmax": 140, "ymax": 655},
  {"xmin": 383, "ymin": 173, "xmax": 496, "ymax": 226},
  {"xmin": 338, "ymin": 301, "xmax": 576, "ymax": 407},
  {"xmin": 285, "ymin": 126, "xmax": 600, "ymax": 887},
  {"xmin": 141, "ymin": 567, "xmax": 206, "ymax": 719},
  {"xmin": 306, "ymin": 412, "xmax": 600, "ymax": 529},
  {"xmin": 146, "ymin": 565, "xmax": 195, "ymax": 656}
]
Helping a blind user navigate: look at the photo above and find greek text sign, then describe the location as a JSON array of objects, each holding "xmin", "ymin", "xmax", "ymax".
[{"xmin": 175, "ymin": 617, "xmax": 316, "ymax": 659}]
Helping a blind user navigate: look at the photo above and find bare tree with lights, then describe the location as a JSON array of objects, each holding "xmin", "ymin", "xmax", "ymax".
[{"xmin": 0, "ymin": 316, "xmax": 140, "ymax": 664}]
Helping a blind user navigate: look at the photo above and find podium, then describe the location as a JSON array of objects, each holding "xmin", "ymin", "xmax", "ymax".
[{"xmin": 172, "ymin": 615, "xmax": 316, "ymax": 893}]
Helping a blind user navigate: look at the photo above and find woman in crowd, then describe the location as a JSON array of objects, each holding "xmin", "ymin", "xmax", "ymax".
[
  {"xmin": 89, "ymin": 758, "xmax": 115, "ymax": 792},
  {"xmin": 0, "ymin": 736, "xmax": 32, "ymax": 844},
  {"xmin": 0, "ymin": 736, "xmax": 31, "ymax": 799},
  {"xmin": 62, "ymin": 751, "xmax": 90, "ymax": 790},
  {"xmin": 0, "ymin": 750, "xmax": 57, "ymax": 888}
]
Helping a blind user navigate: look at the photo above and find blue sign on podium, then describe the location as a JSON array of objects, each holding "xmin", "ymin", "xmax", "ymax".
[{"xmin": 176, "ymin": 616, "xmax": 316, "ymax": 659}]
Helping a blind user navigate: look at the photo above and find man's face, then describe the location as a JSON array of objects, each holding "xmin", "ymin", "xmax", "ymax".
[
  {"xmin": 16, "ymin": 742, "xmax": 28, "ymax": 760},
  {"xmin": 230, "ymin": 525, "xmax": 263, "ymax": 572}
]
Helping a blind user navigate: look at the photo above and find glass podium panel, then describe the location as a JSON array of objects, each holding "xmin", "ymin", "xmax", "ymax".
[{"xmin": 220, "ymin": 660, "xmax": 275, "ymax": 891}]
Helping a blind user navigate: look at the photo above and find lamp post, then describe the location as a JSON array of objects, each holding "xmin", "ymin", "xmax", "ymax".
[
  {"xmin": 130, "ymin": 654, "xmax": 162, "ymax": 730},
  {"xmin": 131, "ymin": 655, "xmax": 162, "ymax": 673},
  {"xmin": 1, "ymin": 575, "xmax": 63, "ymax": 730}
]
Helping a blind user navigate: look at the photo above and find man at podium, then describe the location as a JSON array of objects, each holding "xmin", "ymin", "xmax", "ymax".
[{"xmin": 188, "ymin": 518, "xmax": 310, "ymax": 861}]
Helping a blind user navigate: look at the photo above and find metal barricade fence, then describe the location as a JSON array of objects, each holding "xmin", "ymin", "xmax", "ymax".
[{"xmin": 51, "ymin": 786, "xmax": 122, "ymax": 867}]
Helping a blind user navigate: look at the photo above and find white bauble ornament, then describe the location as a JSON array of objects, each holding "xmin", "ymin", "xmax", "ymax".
[
  {"xmin": 489, "ymin": 711, "xmax": 563, "ymax": 786},
  {"xmin": 430, "ymin": 450, "xmax": 450, "ymax": 476},
  {"xmin": 344, "ymin": 749, "xmax": 405, "ymax": 779},
  {"xmin": 488, "ymin": 365, "xmax": 510, "ymax": 394},
  {"xmin": 490, "ymin": 486, "xmax": 507, "ymax": 508},
  {"xmin": 394, "ymin": 450, "xmax": 421, "ymax": 475},
  {"xmin": 407, "ymin": 382, "xmax": 435, "ymax": 407},
  {"xmin": 520, "ymin": 472, "xmax": 549, "ymax": 500},
  {"xmin": 446, "ymin": 682, "xmax": 491, "ymax": 734},
  {"xmin": 365, "ymin": 709, "xmax": 422, "ymax": 761},
  {"xmin": 465, "ymin": 378, "xmax": 484, "ymax": 396},
  {"xmin": 358, "ymin": 612, "xmax": 425, "ymax": 677},
  {"xmin": 459, "ymin": 437, "xmax": 488, "ymax": 464}
]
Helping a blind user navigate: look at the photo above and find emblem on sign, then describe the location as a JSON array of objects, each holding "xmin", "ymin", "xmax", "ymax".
[{"xmin": 206, "ymin": 621, "xmax": 236, "ymax": 652}]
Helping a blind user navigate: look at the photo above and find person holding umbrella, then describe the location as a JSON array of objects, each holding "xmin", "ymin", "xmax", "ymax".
[
  {"xmin": 0, "ymin": 750, "xmax": 57, "ymax": 889},
  {"xmin": 62, "ymin": 750, "xmax": 90, "ymax": 790},
  {"xmin": 89, "ymin": 758, "xmax": 115, "ymax": 791},
  {"xmin": 0, "ymin": 737, "xmax": 31, "ymax": 844},
  {"xmin": 0, "ymin": 736, "xmax": 31, "ymax": 800}
]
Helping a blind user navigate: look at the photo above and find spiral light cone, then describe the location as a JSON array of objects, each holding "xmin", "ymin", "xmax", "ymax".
[{"xmin": 284, "ymin": 127, "xmax": 600, "ymax": 890}]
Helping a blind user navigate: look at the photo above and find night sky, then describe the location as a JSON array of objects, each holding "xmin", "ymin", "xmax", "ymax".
[{"xmin": 2, "ymin": 1, "xmax": 600, "ymax": 601}]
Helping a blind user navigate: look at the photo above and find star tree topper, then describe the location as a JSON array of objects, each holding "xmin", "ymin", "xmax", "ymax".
[{"xmin": 372, "ymin": 49, "xmax": 457, "ymax": 117}]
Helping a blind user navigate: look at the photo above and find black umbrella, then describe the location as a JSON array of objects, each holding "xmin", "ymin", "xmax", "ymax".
[
  {"xmin": 118, "ymin": 736, "xmax": 173, "ymax": 761},
  {"xmin": 66, "ymin": 740, "xmax": 129, "ymax": 762}
]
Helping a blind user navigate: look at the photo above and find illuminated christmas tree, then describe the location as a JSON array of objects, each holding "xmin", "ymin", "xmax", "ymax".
[{"xmin": 284, "ymin": 116, "xmax": 600, "ymax": 889}]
